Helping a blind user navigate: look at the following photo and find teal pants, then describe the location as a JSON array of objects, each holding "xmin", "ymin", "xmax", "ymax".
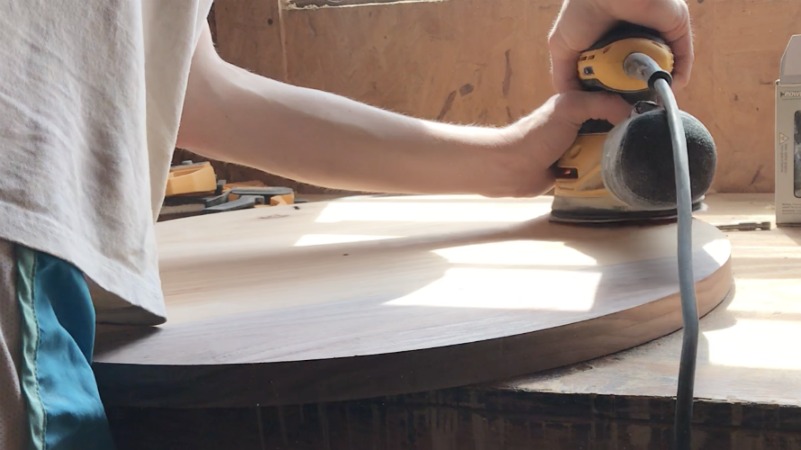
[{"xmin": 15, "ymin": 246, "xmax": 116, "ymax": 450}]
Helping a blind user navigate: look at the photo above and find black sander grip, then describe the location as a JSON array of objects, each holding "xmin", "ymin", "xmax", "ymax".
[{"xmin": 602, "ymin": 108, "xmax": 717, "ymax": 210}]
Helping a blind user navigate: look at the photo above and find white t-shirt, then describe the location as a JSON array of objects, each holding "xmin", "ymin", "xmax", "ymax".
[{"xmin": 0, "ymin": 0, "xmax": 214, "ymax": 325}]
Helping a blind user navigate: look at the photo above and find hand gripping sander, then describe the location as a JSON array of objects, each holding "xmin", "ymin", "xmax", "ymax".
[
  {"xmin": 549, "ymin": 23, "xmax": 717, "ymax": 224},
  {"xmin": 548, "ymin": 22, "xmax": 718, "ymax": 450}
]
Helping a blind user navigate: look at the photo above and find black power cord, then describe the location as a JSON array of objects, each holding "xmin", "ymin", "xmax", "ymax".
[{"xmin": 624, "ymin": 52, "xmax": 699, "ymax": 450}]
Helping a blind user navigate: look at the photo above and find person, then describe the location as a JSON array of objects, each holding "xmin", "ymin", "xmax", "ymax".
[{"xmin": 0, "ymin": 0, "xmax": 693, "ymax": 448}]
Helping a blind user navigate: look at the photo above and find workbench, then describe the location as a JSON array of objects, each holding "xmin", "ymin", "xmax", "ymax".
[{"xmin": 100, "ymin": 193, "xmax": 801, "ymax": 450}]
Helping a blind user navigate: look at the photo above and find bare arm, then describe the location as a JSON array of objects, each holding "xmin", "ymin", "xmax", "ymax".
[{"xmin": 177, "ymin": 23, "xmax": 630, "ymax": 197}]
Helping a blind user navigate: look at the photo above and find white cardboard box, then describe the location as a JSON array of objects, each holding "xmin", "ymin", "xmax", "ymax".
[{"xmin": 776, "ymin": 34, "xmax": 801, "ymax": 225}]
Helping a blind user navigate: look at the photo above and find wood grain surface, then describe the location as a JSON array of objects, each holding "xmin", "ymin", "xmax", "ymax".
[{"xmin": 93, "ymin": 195, "xmax": 733, "ymax": 408}]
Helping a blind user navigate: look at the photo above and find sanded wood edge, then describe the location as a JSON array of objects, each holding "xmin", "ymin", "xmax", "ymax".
[{"xmin": 94, "ymin": 257, "xmax": 733, "ymax": 409}]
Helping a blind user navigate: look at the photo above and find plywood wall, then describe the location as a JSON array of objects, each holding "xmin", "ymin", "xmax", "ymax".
[{"xmin": 182, "ymin": 0, "xmax": 801, "ymax": 194}]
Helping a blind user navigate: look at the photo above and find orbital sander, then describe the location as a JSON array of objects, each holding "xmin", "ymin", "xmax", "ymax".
[
  {"xmin": 549, "ymin": 23, "xmax": 717, "ymax": 224},
  {"xmin": 547, "ymin": 23, "xmax": 718, "ymax": 450}
]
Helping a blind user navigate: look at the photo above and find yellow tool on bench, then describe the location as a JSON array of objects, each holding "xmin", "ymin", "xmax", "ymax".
[
  {"xmin": 159, "ymin": 161, "xmax": 297, "ymax": 221},
  {"xmin": 165, "ymin": 161, "xmax": 218, "ymax": 197}
]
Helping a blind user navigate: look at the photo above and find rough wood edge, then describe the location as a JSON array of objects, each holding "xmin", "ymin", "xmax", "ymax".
[{"xmin": 103, "ymin": 387, "xmax": 801, "ymax": 450}]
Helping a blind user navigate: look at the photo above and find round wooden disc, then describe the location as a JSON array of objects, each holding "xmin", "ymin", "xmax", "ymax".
[{"xmin": 93, "ymin": 195, "xmax": 732, "ymax": 408}]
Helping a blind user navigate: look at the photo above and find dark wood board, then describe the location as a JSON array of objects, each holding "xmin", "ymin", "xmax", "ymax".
[{"xmin": 93, "ymin": 195, "xmax": 732, "ymax": 408}]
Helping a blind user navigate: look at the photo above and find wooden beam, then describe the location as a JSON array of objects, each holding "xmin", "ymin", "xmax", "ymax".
[{"xmin": 213, "ymin": 0, "xmax": 286, "ymax": 81}]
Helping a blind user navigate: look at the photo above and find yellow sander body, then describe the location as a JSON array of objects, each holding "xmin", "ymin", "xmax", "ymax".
[{"xmin": 548, "ymin": 23, "xmax": 705, "ymax": 224}]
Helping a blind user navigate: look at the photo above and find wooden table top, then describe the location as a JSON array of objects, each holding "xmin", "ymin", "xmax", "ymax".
[{"xmin": 93, "ymin": 193, "xmax": 732, "ymax": 408}]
